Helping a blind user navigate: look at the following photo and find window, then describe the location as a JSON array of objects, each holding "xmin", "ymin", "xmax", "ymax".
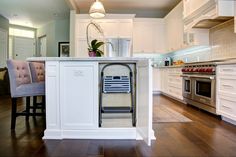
[{"xmin": 9, "ymin": 28, "xmax": 35, "ymax": 38}]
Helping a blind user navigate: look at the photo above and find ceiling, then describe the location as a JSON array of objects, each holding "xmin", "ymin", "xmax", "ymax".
[
  {"xmin": 0, "ymin": 0, "xmax": 70, "ymax": 28},
  {"xmin": 0, "ymin": 0, "xmax": 181, "ymax": 28},
  {"xmin": 75, "ymin": 0, "xmax": 182, "ymax": 18}
]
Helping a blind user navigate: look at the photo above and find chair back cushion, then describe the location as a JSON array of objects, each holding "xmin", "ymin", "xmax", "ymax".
[
  {"xmin": 29, "ymin": 62, "xmax": 45, "ymax": 82},
  {"xmin": 7, "ymin": 60, "xmax": 31, "ymax": 97}
]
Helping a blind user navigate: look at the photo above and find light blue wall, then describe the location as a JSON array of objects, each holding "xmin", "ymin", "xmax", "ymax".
[
  {"xmin": 37, "ymin": 19, "xmax": 69, "ymax": 57},
  {"xmin": 0, "ymin": 15, "xmax": 9, "ymax": 30}
]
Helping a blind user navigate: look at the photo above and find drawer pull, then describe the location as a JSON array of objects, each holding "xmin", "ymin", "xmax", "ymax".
[
  {"xmin": 222, "ymin": 69, "xmax": 234, "ymax": 72},
  {"xmin": 221, "ymin": 105, "xmax": 231, "ymax": 110},
  {"xmin": 222, "ymin": 85, "xmax": 234, "ymax": 89}
]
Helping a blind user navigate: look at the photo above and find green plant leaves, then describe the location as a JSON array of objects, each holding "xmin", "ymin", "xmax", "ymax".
[
  {"xmin": 88, "ymin": 39, "xmax": 105, "ymax": 57},
  {"xmin": 91, "ymin": 39, "xmax": 98, "ymax": 47},
  {"xmin": 93, "ymin": 41, "xmax": 105, "ymax": 51}
]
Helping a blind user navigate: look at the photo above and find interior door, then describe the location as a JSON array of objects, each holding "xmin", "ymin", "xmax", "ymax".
[
  {"xmin": 39, "ymin": 36, "xmax": 47, "ymax": 57},
  {"xmin": 0, "ymin": 28, "xmax": 8, "ymax": 68},
  {"xmin": 13, "ymin": 36, "xmax": 35, "ymax": 60},
  {"xmin": 136, "ymin": 59, "xmax": 153, "ymax": 146}
]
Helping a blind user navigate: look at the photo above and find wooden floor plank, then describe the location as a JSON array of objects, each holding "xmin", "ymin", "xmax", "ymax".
[{"xmin": 0, "ymin": 94, "xmax": 236, "ymax": 157}]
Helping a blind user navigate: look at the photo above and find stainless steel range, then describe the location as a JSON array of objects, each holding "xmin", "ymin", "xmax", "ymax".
[{"xmin": 181, "ymin": 62, "xmax": 217, "ymax": 114}]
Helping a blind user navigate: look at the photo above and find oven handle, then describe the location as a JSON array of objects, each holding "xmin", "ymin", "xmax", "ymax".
[{"xmin": 180, "ymin": 74, "xmax": 215, "ymax": 80}]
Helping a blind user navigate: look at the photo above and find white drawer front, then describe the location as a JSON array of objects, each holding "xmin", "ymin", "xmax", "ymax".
[
  {"xmin": 218, "ymin": 65, "xmax": 236, "ymax": 76},
  {"xmin": 218, "ymin": 95, "xmax": 236, "ymax": 117},
  {"xmin": 168, "ymin": 86, "xmax": 183, "ymax": 99},
  {"xmin": 168, "ymin": 76, "xmax": 182, "ymax": 85},
  {"xmin": 219, "ymin": 78, "xmax": 236, "ymax": 94}
]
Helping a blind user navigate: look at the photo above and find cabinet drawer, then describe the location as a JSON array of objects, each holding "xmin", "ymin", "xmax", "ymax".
[
  {"xmin": 218, "ymin": 65, "xmax": 236, "ymax": 76},
  {"xmin": 168, "ymin": 76, "xmax": 182, "ymax": 84},
  {"xmin": 168, "ymin": 86, "xmax": 182, "ymax": 98},
  {"xmin": 218, "ymin": 77, "xmax": 236, "ymax": 94},
  {"xmin": 218, "ymin": 95, "xmax": 236, "ymax": 117}
]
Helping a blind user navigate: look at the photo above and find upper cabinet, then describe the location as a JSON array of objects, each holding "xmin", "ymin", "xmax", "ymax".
[
  {"xmin": 133, "ymin": 18, "xmax": 165, "ymax": 54},
  {"xmin": 164, "ymin": 1, "xmax": 184, "ymax": 52},
  {"xmin": 74, "ymin": 14, "xmax": 134, "ymax": 57},
  {"xmin": 76, "ymin": 18, "xmax": 133, "ymax": 39}
]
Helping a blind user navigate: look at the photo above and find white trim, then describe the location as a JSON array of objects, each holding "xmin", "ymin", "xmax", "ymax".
[
  {"xmin": 222, "ymin": 116, "xmax": 236, "ymax": 126},
  {"xmin": 77, "ymin": 14, "xmax": 136, "ymax": 19}
]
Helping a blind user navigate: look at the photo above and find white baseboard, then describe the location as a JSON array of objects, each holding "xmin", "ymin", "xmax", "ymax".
[
  {"xmin": 153, "ymin": 90, "xmax": 161, "ymax": 95},
  {"xmin": 222, "ymin": 116, "xmax": 236, "ymax": 126}
]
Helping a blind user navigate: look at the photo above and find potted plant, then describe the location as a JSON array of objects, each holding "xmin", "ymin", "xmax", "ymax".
[{"xmin": 88, "ymin": 39, "xmax": 105, "ymax": 57}]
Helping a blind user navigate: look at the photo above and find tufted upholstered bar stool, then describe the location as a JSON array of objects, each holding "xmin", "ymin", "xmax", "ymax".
[
  {"xmin": 29, "ymin": 62, "xmax": 45, "ymax": 115},
  {"xmin": 7, "ymin": 60, "xmax": 45, "ymax": 129}
]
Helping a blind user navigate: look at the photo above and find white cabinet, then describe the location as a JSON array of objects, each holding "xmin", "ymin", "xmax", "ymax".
[
  {"xmin": 133, "ymin": 18, "xmax": 165, "ymax": 54},
  {"xmin": 217, "ymin": 64, "xmax": 236, "ymax": 124},
  {"xmin": 75, "ymin": 15, "xmax": 134, "ymax": 57},
  {"xmin": 183, "ymin": 0, "xmax": 234, "ymax": 30},
  {"xmin": 167, "ymin": 68, "xmax": 183, "ymax": 100},
  {"xmin": 153, "ymin": 68, "xmax": 161, "ymax": 93},
  {"xmin": 183, "ymin": 0, "xmax": 210, "ymax": 18},
  {"xmin": 158, "ymin": 67, "xmax": 183, "ymax": 101},
  {"xmin": 164, "ymin": 1, "xmax": 184, "ymax": 52},
  {"xmin": 60, "ymin": 62, "xmax": 99, "ymax": 129}
]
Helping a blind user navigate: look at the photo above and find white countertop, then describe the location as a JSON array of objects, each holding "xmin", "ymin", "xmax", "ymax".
[{"xmin": 27, "ymin": 57, "xmax": 150, "ymax": 62}]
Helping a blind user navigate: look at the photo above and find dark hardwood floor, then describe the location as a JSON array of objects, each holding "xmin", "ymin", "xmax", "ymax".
[{"xmin": 1, "ymin": 94, "xmax": 236, "ymax": 157}]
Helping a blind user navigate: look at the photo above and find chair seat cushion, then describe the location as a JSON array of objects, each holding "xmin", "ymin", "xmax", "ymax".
[{"xmin": 13, "ymin": 82, "xmax": 45, "ymax": 98}]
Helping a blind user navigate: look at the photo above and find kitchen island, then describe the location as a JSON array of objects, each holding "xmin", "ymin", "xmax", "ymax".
[{"xmin": 27, "ymin": 57, "xmax": 155, "ymax": 146}]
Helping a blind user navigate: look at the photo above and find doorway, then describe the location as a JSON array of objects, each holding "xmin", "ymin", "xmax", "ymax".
[
  {"xmin": 0, "ymin": 28, "xmax": 8, "ymax": 68},
  {"xmin": 39, "ymin": 36, "xmax": 47, "ymax": 57},
  {"xmin": 12, "ymin": 36, "xmax": 36, "ymax": 60}
]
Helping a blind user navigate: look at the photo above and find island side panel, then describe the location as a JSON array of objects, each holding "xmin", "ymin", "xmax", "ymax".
[
  {"xmin": 136, "ymin": 59, "xmax": 153, "ymax": 146},
  {"xmin": 44, "ymin": 61, "xmax": 62, "ymax": 139}
]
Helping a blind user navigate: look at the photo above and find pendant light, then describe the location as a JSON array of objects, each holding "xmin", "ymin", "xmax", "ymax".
[{"xmin": 89, "ymin": 0, "xmax": 106, "ymax": 18}]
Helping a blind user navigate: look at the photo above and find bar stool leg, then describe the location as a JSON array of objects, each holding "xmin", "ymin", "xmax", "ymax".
[
  {"xmin": 26, "ymin": 97, "xmax": 30, "ymax": 121},
  {"xmin": 42, "ymin": 96, "xmax": 45, "ymax": 113},
  {"xmin": 11, "ymin": 98, "xmax": 17, "ymax": 130},
  {"xmin": 33, "ymin": 96, "xmax": 37, "ymax": 117}
]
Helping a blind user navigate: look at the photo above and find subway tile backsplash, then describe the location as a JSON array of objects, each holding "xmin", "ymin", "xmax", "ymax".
[{"xmin": 210, "ymin": 20, "xmax": 236, "ymax": 60}]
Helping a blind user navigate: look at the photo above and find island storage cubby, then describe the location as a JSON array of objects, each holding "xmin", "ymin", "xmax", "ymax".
[{"xmin": 99, "ymin": 63, "xmax": 136, "ymax": 128}]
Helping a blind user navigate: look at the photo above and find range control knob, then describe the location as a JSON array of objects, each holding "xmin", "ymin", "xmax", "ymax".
[
  {"xmin": 199, "ymin": 68, "xmax": 204, "ymax": 72},
  {"xmin": 207, "ymin": 68, "xmax": 213, "ymax": 72}
]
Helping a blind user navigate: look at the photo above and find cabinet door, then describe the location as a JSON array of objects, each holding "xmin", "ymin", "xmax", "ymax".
[
  {"xmin": 76, "ymin": 38, "xmax": 89, "ymax": 57},
  {"xmin": 99, "ymin": 20, "xmax": 119, "ymax": 38},
  {"xmin": 60, "ymin": 62, "xmax": 99, "ymax": 129},
  {"xmin": 165, "ymin": 1, "xmax": 184, "ymax": 52},
  {"xmin": 133, "ymin": 22, "xmax": 144, "ymax": 53},
  {"xmin": 76, "ymin": 20, "xmax": 89, "ymax": 38},
  {"xmin": 118, "ymin": 20, "xmax": 133, "ymax": 38},
  {"xmin": 137, "ymin": 60, "xmax": 152, "ymax": 146},
  {"xmin": 133, "ymin": 20, "xmax": 156, "ymax": 53},
  {"xmin": 153, "ymin": 68, "xmax": 161, "ymax": 92}
]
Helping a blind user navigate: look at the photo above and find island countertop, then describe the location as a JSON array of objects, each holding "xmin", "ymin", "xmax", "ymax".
[{"xmin": 27, "ymin": 57, "xmax": 150, "ymax": 62}]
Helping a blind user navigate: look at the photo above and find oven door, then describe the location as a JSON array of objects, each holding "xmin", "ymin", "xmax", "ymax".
[
  {"xmin": 192, "ymin": 76, "xmax": 216, "ymax": 107},
  {"xmin": 181, "ymin": 75, "xmax": 192, "ymax": 99}
]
